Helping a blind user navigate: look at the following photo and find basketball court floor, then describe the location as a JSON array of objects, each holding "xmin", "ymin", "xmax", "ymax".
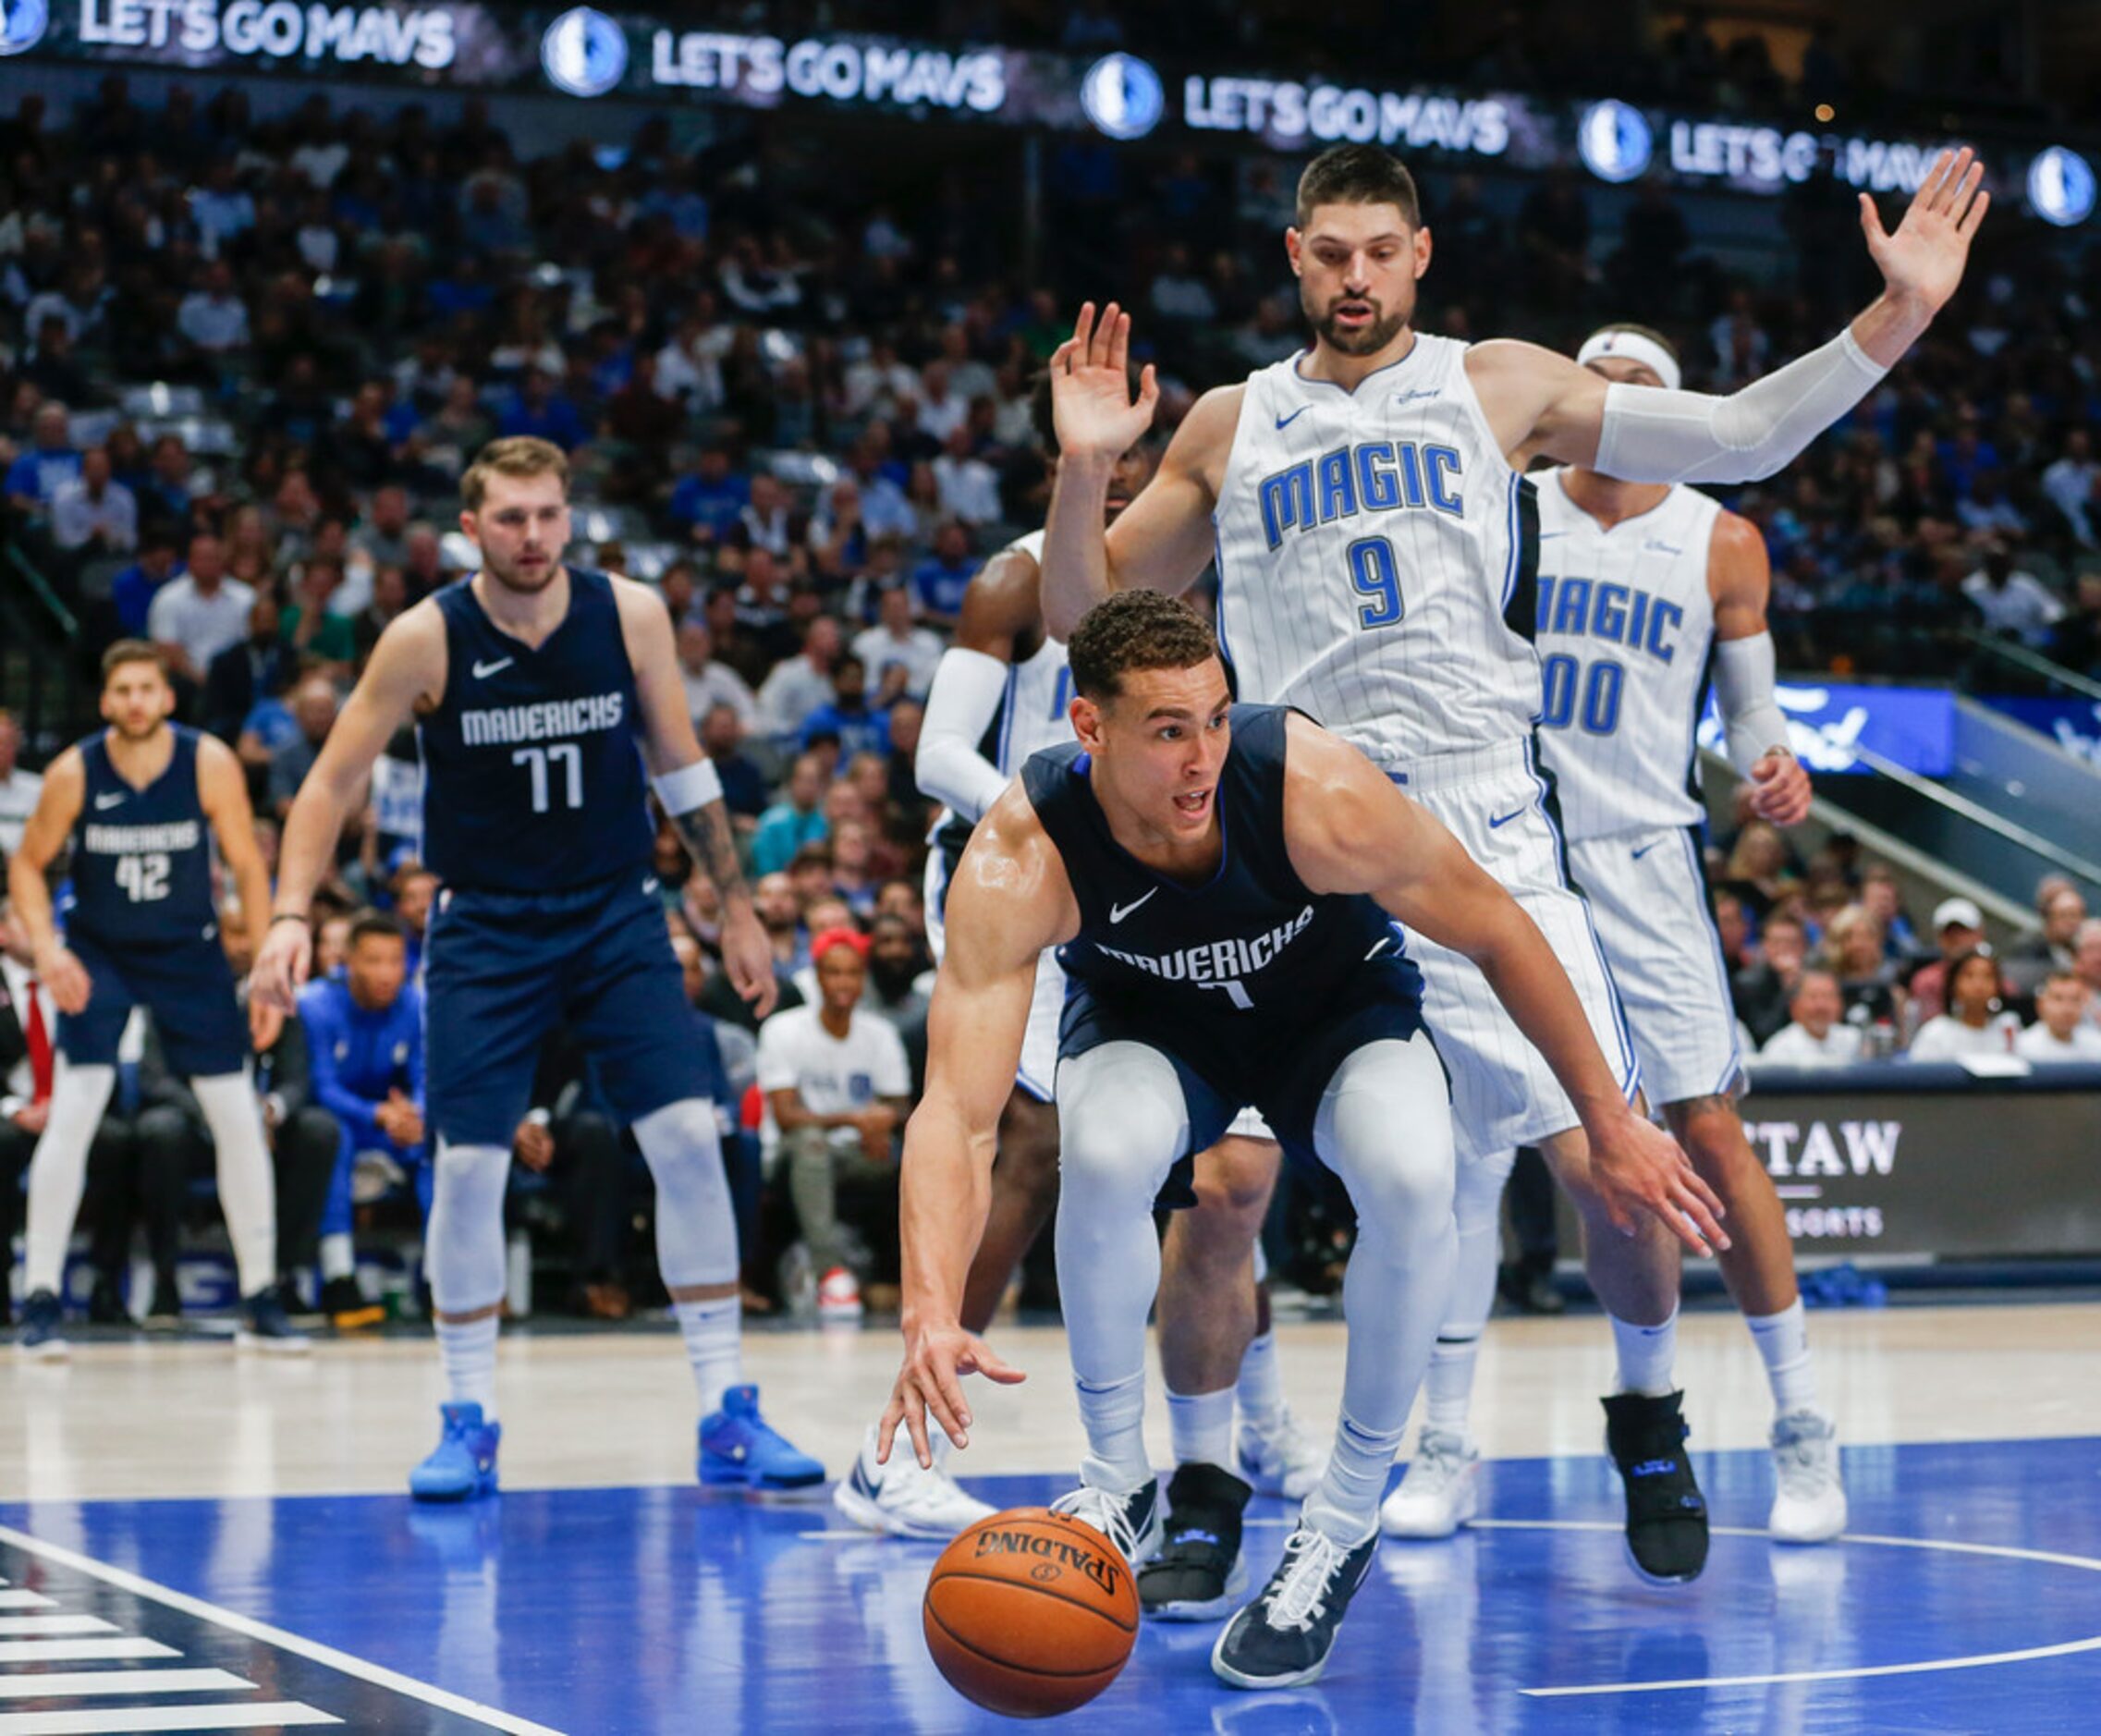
[{"xmin": 3, "ymin": 1301, "xmax": 2097, "ymax": 1732}]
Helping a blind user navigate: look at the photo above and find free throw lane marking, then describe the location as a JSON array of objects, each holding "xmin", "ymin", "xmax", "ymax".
[
  {"xmin": 0, "ymin": 1671, "xmax": 255, "ymax": 1700},
  {"xmin": 0, "ymin": 1526, "xmax": 564, "ymax": 1736},
  {"xmin": 0, "ymin": 1706, "xmax": 340, "ymax": 1733}
]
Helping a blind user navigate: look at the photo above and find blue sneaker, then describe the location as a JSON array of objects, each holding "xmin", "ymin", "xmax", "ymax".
[
  {"xmin": 698, "ymin": 1384, "xmax": 825, "ymax": 1489},
  {"xmin": 15, "ymin": 1290, "xmax": 67, "ymax": 1362},
  {"xmin": 409, "ymin": 1403, "xmax": 503, "ymax": 1502}
]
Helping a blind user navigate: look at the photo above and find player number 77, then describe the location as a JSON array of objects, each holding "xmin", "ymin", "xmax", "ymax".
[{"xmin": 512, "ymin": 743, "xmax": 583, "ymax": 813}]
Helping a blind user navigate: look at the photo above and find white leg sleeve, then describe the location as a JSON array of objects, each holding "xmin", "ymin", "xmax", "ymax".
[
  {"xmin": 425, "ymin": 1141, "xmax": 512, "ymax": 1316},
  {"xmin": 192, "ymin": 1070, "xmax": 278, "ymax": 1298},
  {"xmin": 1424, "ymin": 1144, "xmax": 1515, "ymax": 1438},
  {"xmin": 633, "ymin": 1098, "xmax": 739, "ymax": 1290},
  {"xmin": 1305, "ymin": 1037, "xmax": 1459, "ymax": 1543},
  {"xmin": 22, "ymin": 1065, "xmax": 116, "ymax": 1295},
  {"xmin": 1055, "ymin": 1043, "xmax": 1188, "ymax": 1488}
]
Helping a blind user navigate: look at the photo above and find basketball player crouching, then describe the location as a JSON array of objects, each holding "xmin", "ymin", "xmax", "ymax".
[{"xmin": 879, "ymin": 593, "xmax": 1722, "ymax": 1689}]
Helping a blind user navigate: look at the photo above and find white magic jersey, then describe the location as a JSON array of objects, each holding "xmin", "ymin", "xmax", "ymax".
[
  {"xmin": 991, "ymin": 530, "xmax": 1076, "ymax": 776},
  {"xmin": 1213, "ymin": 334, "xmax": 1540, "ymax": 769},
  {"xmin": 1533, "ymin": 469, "xmax": 1722, "ymax": 842}
]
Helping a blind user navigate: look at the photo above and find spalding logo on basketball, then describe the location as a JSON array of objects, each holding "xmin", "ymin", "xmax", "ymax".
[{"xmin": 923, "ymin": 1507, "xmax": 1140, "ymax": 1718}]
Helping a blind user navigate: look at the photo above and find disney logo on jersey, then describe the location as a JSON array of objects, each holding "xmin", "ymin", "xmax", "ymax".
[
  {"xmin": 1535, "ymin": 574, "xmax": 1684, "ymax": 665},
  {"xmin": 1258, "ymin": 442, "xmax": 1463, "ymax": 551},
  {"xmin": 1093, "ymin": 903, "xmax": 1314, "ymax": 1009}
]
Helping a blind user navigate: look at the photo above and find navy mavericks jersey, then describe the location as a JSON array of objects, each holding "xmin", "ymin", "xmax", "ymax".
[
  {"xmin": 1020, "ymin": 704, "xmax": 1420, "ymax": 1026},
  {"xmin": 420, "ymin": 568, "xmax": 654, "ymax": 894},
  {"xmin": 67, "ymin": 726, "xmax": 216, "ymax": 948}
]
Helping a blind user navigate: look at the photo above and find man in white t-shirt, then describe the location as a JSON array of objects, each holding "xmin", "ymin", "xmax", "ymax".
[
  {"xmin": 2013, "ymin": 972, "xmax": 2101, "ymax": 1062},
  {"xmin": 677, "ymin": 617, "xmax": 759, "ymax": 733},
  {"xmin": 146, "ymin": 533, "xmax": 256, "ymax": 687},
  {"xmin": 852, "ymin": 584, "xmax": 944, "ymax": 704},
  {"xmin": 1755, "ymin": 972, "xmax": 1865, "ymax": 1067},
  {"xmin": 756, "ymin": 928, "xmax": 913, "ymax": 1314}
]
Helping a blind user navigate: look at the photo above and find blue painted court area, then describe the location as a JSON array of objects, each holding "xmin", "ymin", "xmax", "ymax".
[{"xmin": 3, "ymin": 1436, "xmax": 2097, "ymax": 1733}]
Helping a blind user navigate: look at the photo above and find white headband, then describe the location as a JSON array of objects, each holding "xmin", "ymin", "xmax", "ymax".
[{"xmin": 1577, "ymin": 327, "xmax": 1682, "ymax": 392}]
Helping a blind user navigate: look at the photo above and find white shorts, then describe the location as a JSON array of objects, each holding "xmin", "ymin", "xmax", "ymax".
[
  {"xmin": 926, "ymin": 841, "xmax": 1062, "ymax": 1104},
  {"xmin": 1396, "ymin": 739, "xmax": 1640, "ymax": 1163},
  {"xmin": 1568, "ymin": 825, "xmax": 1744, "ymax": 1107}
]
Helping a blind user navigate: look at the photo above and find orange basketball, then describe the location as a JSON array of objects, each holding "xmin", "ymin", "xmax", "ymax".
[{"xmin": 922, "ymin": 1506, "xmax": 1141, "ymax": 1718}]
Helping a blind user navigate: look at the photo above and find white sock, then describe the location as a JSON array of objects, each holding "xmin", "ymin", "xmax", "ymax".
[
  {"xmin": 1305, "ymin": 1409, "xmax": 1408, "ymax": 1547},
  {"xmin": 434, "ymin": 1314, "xmax": 498, "ymax": 1419},
  {"xmin": 1074, "ymin": 1370, "xmax": 1151, "ymax": 1492},
  {"xmin": 1610, "ymin": 1307, "xmax": 1680, "ymax": 1398},
  {"xmin": 1167, "ymin": 1385, "xmax": 1236, "ymax": 1471},
  {"xmin": 22, "ymin": 1065, "xmax": 116, "ymax": 1295},
  {"xmin": 319, "ymin": 1234, "xmax": 356, "ymax": 1282},
  {"xmin": 675, "ymin": 1296, "xmax": 743, "ymax": 1416},
  {"xmin": 1424, "ymin": 1333, "xmax": 1481, "ymax": 1439},
  {"xmin": 1235, "ymin": 1330, "xmax": 1285, "ymax": 1433},
  {"xmin": 1745, "ymin": 1299, "xmax": 1817, "ymax": 1413},
  {"xmin": 192, "ymin": 1071, "xmax": 279, "ymax": 1296}
]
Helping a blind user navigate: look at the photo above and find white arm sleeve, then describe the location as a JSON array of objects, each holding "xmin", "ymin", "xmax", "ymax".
[
  {"xmin": 1594, "ymin": 328, "xmax": 1888, "ymax": 485},
  {"xmin": 916, "ymin": 646, "xmax": 1013, "ymax": 822},
  {"xmin": 1712, "ymin": 631, "xmax": 1794, "ymax": 775}
]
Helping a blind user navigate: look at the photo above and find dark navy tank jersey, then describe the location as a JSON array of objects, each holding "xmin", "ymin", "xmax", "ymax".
[
  {"xmin": 1021, "ymin": 704, "xmax": 1421, "ymax": 1030},
  {"xmin": 67, "ymin": 726, "xmax": 216, "ymax": 948},
  {"xmin": 419, "ymin": 568, "xmax": 654, "ymax": 894}
]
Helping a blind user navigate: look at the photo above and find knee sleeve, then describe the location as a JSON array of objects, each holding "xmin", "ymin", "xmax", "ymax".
[
  {"xmin": 1315, "ymin": 1038, "xmax": 1456, "ymax": 1254},
  {"xmin": 1055, "ymin": 1044, "xmax": 1189, "ymax": 1214},
  {"xmin": 634, "ymin": 1097, "xmax": 739, "ymax": 1290},
  {"xmin": 426, "ymin": 1140, "xmax": 511, "ymax": 1314}
]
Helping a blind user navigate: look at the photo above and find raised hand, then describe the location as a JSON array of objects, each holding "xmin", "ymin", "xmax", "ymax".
[
  {"xmin": 1048, "ymin": 301, "xmax": 1160, "ymax": 465},
  {"xmin": 1862, "ymin": 147, "xmax": 1989, "ymax": 315}
]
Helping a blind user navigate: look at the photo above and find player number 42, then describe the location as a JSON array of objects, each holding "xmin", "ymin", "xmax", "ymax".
[
  {"xmin": 116, "ymin": 852, "xmax": 171, "ymax": 903},
  {"xmin": 513, "ymin": 743, "xmax": 584, "ymax": 813}
]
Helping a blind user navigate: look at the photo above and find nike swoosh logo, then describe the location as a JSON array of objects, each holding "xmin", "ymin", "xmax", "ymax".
[
  {"xmin": 92, "ymin": 792, "xmax": 126, "ymax": 810},
  {"xmin": 1275, "ymin": 407, "xmax": 1308, "ymax": 430},
  {"xmin": 1631, "ymin": 841, "xmax": 1660, "ymax": 859},
  {"xmin": 1487, "ymin": 808, "xmax": 1526, "ymax": 829},
  {"xmin": 1538, "ymin": 531, "xmax": 1569, "ymax": 540},
  {"xmin": 642, "ymin": 876, "xmax": 660, "ymax": 895},
  {"xmin": 1109, "ymin": 888, "xmax": 1158, "ymax": 924},
  {"xmin": 471, "ymin": 657, "xmax": 515, "ymax": 679}
]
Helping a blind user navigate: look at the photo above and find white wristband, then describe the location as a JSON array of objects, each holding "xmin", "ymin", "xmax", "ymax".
[{"xmin": 652, "ymin": 758, "xmax": 725, "ymax": 815}]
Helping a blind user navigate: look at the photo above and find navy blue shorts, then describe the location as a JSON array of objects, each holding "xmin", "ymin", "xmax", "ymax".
[
  {"xmin": 423, "ymin": 871, "xmax": 727, "ymax": 1148},
  {"xmin": 1060, "ymin": 973, "xmax": 1432, "ymax": 1203},
  {"xmin": 59, "ymin": 927, "xmax": 248, "ymax": 1078}
]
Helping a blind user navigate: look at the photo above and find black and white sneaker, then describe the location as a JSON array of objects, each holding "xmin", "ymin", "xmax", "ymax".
[
  {"xmin": 1211, "ymin": 1522, "xmax": 1378, "ymax": 1690},
  {"xmin": 1604, "ymin": 1389, "xmax": 1708, "ymax": 1584},
  {"xmin": 1050, "ymin": 1476, "xmax": 1163, "ymax": 1569},
  {"xmin": 1140, "ymin": 1462, "xmax": 1252, "ymax": 1620}
]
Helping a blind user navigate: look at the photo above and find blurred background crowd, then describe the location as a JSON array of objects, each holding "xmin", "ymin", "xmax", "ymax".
[{"xmin": 3, "ymin": 44, "xmax": 2099, "ymax": 1330}]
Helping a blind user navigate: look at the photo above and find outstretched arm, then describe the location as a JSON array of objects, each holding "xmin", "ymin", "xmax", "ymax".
[
  {"xmin": 616, "ymin": 577, "xmax": 776, "ymax": 1018},
  {"xmin": 879, "ymin": 788, "xmax": 1075, "ymax": 1467},
  {"xmin": 915, "ymin": 546, "xmax": 1037, "ymax": 822},
  {"xmin": 1483, "ymin": 148, "xmax": 1988, "ymax": 478},
  {"xmin": 1039, "ymin": 301, "xmax": 1239, "ymax": 642},
  {"xmin": 253, "ymin": 605, "xmax": 440, "ymax": 1011},
  {"xmin": 1281, "ymin": 716, "xmax": 1728, "ymax": 1255}
]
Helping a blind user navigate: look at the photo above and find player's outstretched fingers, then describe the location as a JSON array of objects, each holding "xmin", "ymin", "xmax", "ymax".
[
  {"xmin": 1069, "ymin": 301, "xmax": 1097, "ymax": 358},
  {"xmin": 1092, "ymin": 301, "xmax": 1121, "ymax": 369},
  {"xmin": 961, "ymin": 1338, "xmax": 1027, "ymax": 1388},
  {"xmin": 1109, "ymin": 307, "xmax": 1130, "ymax": 376}
]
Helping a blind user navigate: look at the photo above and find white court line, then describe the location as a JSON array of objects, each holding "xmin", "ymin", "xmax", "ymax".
[
  {"xmin": 1461, "ymin": 1520, "xmax": 2101, "ymax": 1697},
  {"xmin": 0, "ymin": 1671, "xmax": 255, "ymax": 1700},
  {"xmin": 0, "ymin": 1705, "xmax": 340, "ymax": 1734},
  {"xmin": 0, "ymin": 1620, "xmax": 116, "ymax": 1637},
  {"xmin": 0, "ymin": 1641, "xmax": 176, "ymax": 1663},
  {"xmin": 0, "ymin": 1526, "xmax": 565, "ymax": 1736},
  {"xmin": 0, "ymin": 1596, "xmax": 55, "ymax": 1611}
]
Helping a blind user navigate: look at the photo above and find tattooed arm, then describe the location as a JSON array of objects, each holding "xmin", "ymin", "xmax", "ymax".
[{"xmin": 616, "ymin": 575, "xmax": 780, "ymax": 1017}]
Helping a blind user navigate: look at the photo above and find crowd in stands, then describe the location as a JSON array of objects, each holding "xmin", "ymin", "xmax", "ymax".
[{"xmin": 3, "ymin": 76, "xmax": 2100, "ymax": 1326}]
